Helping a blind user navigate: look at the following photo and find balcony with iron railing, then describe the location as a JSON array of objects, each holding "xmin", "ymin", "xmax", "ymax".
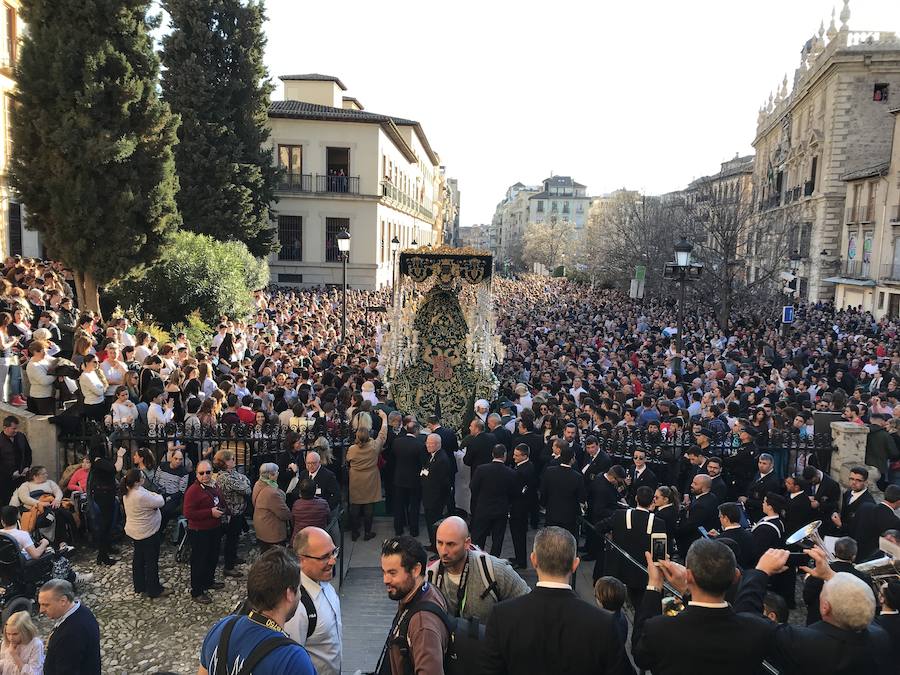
[
  {"xmin": 846, "ymin": 207, "xmax": 857, "ymax": 224},
  {"xmin": 277, "ymin": 173, "xmax": 312, "ymax": 193},
  {"xmin": 382, "ymin": 183, "xmax": 435, "ymax": 221},
  {"xmin": 842, "ymin": 259, "xmax": 871, "ymax": 279},
  {"xmin": 316, "ymin": 174, "xmax": 359, "ymax": 194},
  {"xmin": 858, "ymin": 205, "xmax": 874, "ymax": 223},
  {"xmin": 890, "ymin": 205, "xmax": 900, "ymax": 224},
  {"xmin": 804, "ymin": 181, "xmax": 814, "ymax": 197},
  {"xmin": 881, "ymin": 263, "xmax": 900, "ymax": 282}
]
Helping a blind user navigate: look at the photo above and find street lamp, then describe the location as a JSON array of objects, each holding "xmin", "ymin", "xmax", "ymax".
[
  {"xmin": 789, "ymin": 250, "xmax": 802, "ymax": 274},
  {"xmin": 390, "ymin": 235, "xmax": 400, "ymax": 289},
  {"xmin": 664, "ymin": 237, "xmax": 702, "ymax": 379},
  {"xmin": 337, "ymin": 229, "xmax": 351, "ymax": 342},
  {"xmin": 411, "ymin": 238, "xmax": 418, "ymax": 247}
]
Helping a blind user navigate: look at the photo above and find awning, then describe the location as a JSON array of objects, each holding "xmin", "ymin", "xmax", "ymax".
[{"xmin": 822, "ymin": 276, "xmax": 876, "ymax": 287}]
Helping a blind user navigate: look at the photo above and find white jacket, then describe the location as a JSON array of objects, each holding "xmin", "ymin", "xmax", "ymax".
[
  {"xmin": 79, "ymin": 371, "xmax": 106, "ymax": 405},
  {"xmin": 25, "ymin": 358, "xmax": 55, "ymax": 399}
]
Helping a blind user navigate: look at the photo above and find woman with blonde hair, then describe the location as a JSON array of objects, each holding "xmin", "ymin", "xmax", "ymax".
[
  {"xmin": 0, "ymin": 610, "xmax": 44, "ymax": 674},
  {"xmin": 346, "ymin": 408, "xmax": 388, "ymax": 541}
]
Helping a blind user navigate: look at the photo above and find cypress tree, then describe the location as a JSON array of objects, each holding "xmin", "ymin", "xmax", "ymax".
[
  {"xmin": 161, "ymin": 0, "xmax": 279, "ymax": 257},
  {"xmin": 10, "ymin": 0, "xmax": 181, "ymax": 314}
]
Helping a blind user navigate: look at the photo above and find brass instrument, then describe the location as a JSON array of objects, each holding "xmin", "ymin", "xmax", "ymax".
[
  {"xmin": 854, "ymin": 536, "xmax": 900, "ymax": 583},
  {"xmin": 785, "ymin": 520, "xmax": 835, "ymax": 561}
]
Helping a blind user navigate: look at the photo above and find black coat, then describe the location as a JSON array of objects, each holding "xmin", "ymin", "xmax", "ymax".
[
  {"xmin": 300, "ymin": 466, "xmax": 341, "ymax": 510},
  {"xmin": 432, "ymin": 425, "xmax": 459, "ymax": 479},
  {"xmin": 810, "ymin": 473, "xmax": 841, "ymax": 519},
  {"xmin": 511, "ymin": 460, "xmax": 539, "ymax": 518},
  {"xmin": 0, "ymin": 431, "xmax": 32, "ymax": 478},
  {"xmin": 838, "ymin": 489, "xmax": 876, "ymax": 541},
  {"xmin": 490, "ymin": 425, "xmax": 514, "ymax": 453},
  {"xmin": 470, "ymin": 460, "xmax": 517, "ymax": 520},
  {"xmin": 874, "ymin": 612, "xmax": 900, "ymax": 668},
  {"xmin": 462, "ymin": 431, "xmax": 498, "ymax": 471},
  {"xmin": 540, "ymin": 465, "xmax": 587, "ymax": 531},
  {"xmin": 676, "ymin": 492, "xmax": 719, "ymax": 552},
  {"xmin": 482, "ymin": 586, "xmax": 628, "ymax": 675},
  {"xmin": 712, "ymin": 526, "xmax": 756, "ymax": 569},
  {"xmin": 420, "ymin": 450, "xmax": 452, "ymax": 511},
  {"xmin": 802, "ymin": 560, "xmax": 873, "ymax": 625},
  {"xmin": 750, "ymin": 517, "xmax": 784, "ymax": 564},
  {"xmin": 607, "ymin": 508, "xmax": 667, "ymax": 588},
  {"xmin": 44, "ymin": 603, "xmax": 102, "ymax": 675},
  {"xmin": 710, "ymin": 476, "xmax": 729, "ymax": 503},
  {"xmin": 513, "ymin": 431, "xmax": 545, "ymax": 471},
  {"xmin": 654, "ymin": 504, "xmax": 679, "ymax": 546},
  {"xmin": 732, "ymin": 570, "xmax": 893, "ymax": 675},
  {"xmin": 626, "ymin": 466, "xmax": 658, "ymax": 504},
  {"xmin": 743, "ymin": 471, "xmax": 782, "ymax": 522},
  {"xmin": 581, "ymin": 450, "xmax": 612, "ymax": 486},
  {"xmin": 591, "ymin": 476, "xmax": 623, "ymax": 530},
  {"xmin": 854, "ymin": 501, "xmax": 900, "ymax": 562},
  {"xmin": 392, "ymin": 433, "xmax": 425, "ymax": 489},
  {"xmin": 783, "ymin": 492, "xmax": 816, "ymax": 539}
]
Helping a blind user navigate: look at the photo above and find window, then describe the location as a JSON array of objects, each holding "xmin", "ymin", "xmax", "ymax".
[
  {"xmin": 551, "ymin": 201, "xmax": 558, "ymax": 212},
  {"xmin": 278, "ymin": 273, "xmax": 303, "ymax": 284},
  {"xmin": 325, "ymin": 217, "xmax": 349, "ymax": 262},
  {"xmin": 4, "ymin": 5, "xmax": 15, "ymax": 66},
  {"xmin": 8, "ymin": 201, "xmax": 21, "ymax": 256},
  {"xmin": 277, "ymin": 215, "xmax": 302, "ymax": 261},
  {"xmin": 874, "ymin": 83, "xmax": 889, "ymax": 102},
  {"xmin": 536, "ymin": 201, "xmax": 544, "ymax": 213},
  {"xmin": 278, "ymin": 145, "xmax": 301, "ymax": 174},
  {"xmin": 562, "ymin": 201, "xmax": 570, "ymax": 214}
]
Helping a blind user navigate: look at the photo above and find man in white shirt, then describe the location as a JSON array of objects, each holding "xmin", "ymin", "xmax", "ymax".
[{"xmin": 285, "ymin": 527, "xmax": 342, "ymax": 675}]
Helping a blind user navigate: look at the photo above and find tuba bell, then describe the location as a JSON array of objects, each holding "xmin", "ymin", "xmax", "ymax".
[
  {"xmin": 785, "ymin": 520, "xmax": 835, "ymax": 562},
  {"xmin": 854, "ymin": 536, "xmax": 900, "ymax": 582}
]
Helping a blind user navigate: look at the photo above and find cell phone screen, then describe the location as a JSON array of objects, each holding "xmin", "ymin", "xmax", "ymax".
[{"xmin": 651, "ymin": 537, "xmax": 667, "ymax": 562}]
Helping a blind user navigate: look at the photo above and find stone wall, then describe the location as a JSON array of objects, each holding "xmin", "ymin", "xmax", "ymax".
[
  {"xmin": 0, "ymin": 403, "xmax": 61, "ymax": 479},
  {"xmin": 829, "ymin": 420, "xmax": 882, "ymax": 499}
]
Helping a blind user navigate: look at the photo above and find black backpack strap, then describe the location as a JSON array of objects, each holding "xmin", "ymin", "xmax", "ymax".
[
  {"xmin": 395, "ymin": 600, "xmax": 455, "ymax": 674},
  {"xmin": 215, "ymin": 616, "xmax": 241, "ymax": 675},
  {"xmin": 299, "ymin": 584, "xmax": 318, "ymax": 639},
  {"xmin": 236, "ymin": 637, "xmax": 297, "ymax": 675}
]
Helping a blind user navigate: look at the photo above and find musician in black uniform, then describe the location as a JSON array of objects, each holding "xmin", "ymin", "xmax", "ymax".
[
  {"xmin": 605, "ymin": 486, "xmax": 667, "ymax": 609},
  {"xmin": 675, "ymin": 474, "xmax": 720, "ymax": 556},
  {"xmin": 580, "ymin": 435, "xmax": 611, "ymax": 485},
  {"xmin": 539, "ymin": 446, "xmax": 587, "ymax": 540},
  {"xmin": 750, "ymin": 492, "xmax": 786, "ymax": 564},
  {"xmin": 508, "ymin": 443, "xmax": 538, "ymax": 570},
  {"xmin": 830, "ymin": 466, "xmax": 876, "ymax": 542},
  {"xmin": 708, "ymin": 502, "xmax": 756, "ymax": 569},
  {"xmin": 706, "ymin": 457, "xmax": 729, "ymax": 503},
  {"xmin": 740, "ymin": 453, "xmax": 782, "ymax": 523},
  {"xmin": 470, "ymin": 444, "xmax": 518, "ymax": 557},
  {"xmin": 590, "ymin": 465, "xmax": 627, "ymax": 580},
  {"xmin": 853, "ymin": 484, "xmax": 900, "ymax": 562},
  {"xmin": 625, "ymin": 449, "xmax": 658, "ymax": 505},
  {"xmin": 802, "ymin": 465, "xmax": 841, "ymax": 524},
  {"xmin": 782, "ymin": 474, "xmax": 815, "ymax": 537},
  {"xmin": 802, "ymin": 536, "xmax": 874, "ymax": 625}
]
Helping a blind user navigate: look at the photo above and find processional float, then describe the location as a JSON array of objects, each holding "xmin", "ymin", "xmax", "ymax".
[{"xmin": 384, "ymin": 246, "xmax": 503, "ymax": 431}]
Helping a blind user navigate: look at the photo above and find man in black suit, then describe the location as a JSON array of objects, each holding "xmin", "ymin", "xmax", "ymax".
[
  {"xmin": 482, "ymin": 526, "xmax": 627, "ymax": 675},
  {"xmin": 676, "ymin": 474, "xmax": 720, "ymax": 555},
  {"xmin": 461, "ymin": 418, "xmax": 497, "ymax": 472},
  {"xmin": 606, "ymin": 486, "xmax": 667, "ymax": 609},
  {"xmin": 392, "ymin": 418, "xmax": 425, "ymax": 536},
  {"xmin": 487, "ymin": 413, "xmax": 513, "ymax": 453},
  {"xmin": 39, "ymin": 579, "xmax": 101, "ymax": 675},
  {"xmin": 706, "ymin": 457, "xmax": 729, "ymax": 503},
  {"xmin": 733, "ymin": 547, "xmax": 894, "ymax": 675},
  {"xmin": 709, "ymin": 502, "xmax": 756, "ymax": 569},
  {"xmin": 0, "ymin": 415, "xmax": 32, "ymax": 507},
  {"xmin": 750, "ymin": 492, "xmax": 786, "ymax": 566},
  {"xmin": 590, "ymin": 465, "xmax": 627, "ymax": 575},
  {"xmin": 740, "ymin": 453, "xmax": 781, "ymax": 523},
  {"xmin": 876, "ymin": 579, "xmax": 900, "ymax": 665},
  {"xmin": 783, "ymin": 473, "xmax": 816, "ymax": 538},
  {"xmin": 297, "ymin": 450, "xmax": 341, "ymax": 511},
  {"xmin": 802, "ymin": 536, "xmax": 874, "ymax": 625},
  {"xmin": 625, "ymin": 449, "xmax": 658, "ymax": 505},
  {"xmin": 853, "ymin": 485, "xmax": 900, "ymax": 561},
  {"xmin": 803, "ymin": 465, "xmax": 841, "ymax": 523},
  {"xmin": 580, "ymin": 435, "xmax": 611, "ymax": 486},
  {"xmin": 679, "ymin": 446, "xmax": 709, "ymax": 497},
  {"xmin": 427, "ymin": 415, "xmax": 458, "ymax": 514},
  {"xmin": 421, "ymin": 433, "xmax": 452, "ymax": 551},
  {"xmin": 831, "ymin": 466, "xmax": 876, "ymax": 543},
  {"xmin": 509, "ymin": 443, "xmax": 538, "ymax": 570},
  {"xmin": 470, "ymin": 445, "xmax": 518, "ymax": 557},
  {"xmin": 540, "ymin": 446, "xmax": 588, "ymax": 540}
]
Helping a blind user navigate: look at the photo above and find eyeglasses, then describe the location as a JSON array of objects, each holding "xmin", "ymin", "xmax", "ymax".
[
  {"xmin": 300, "ymin": 547, "xmax": 340, "ymax": 562},
  {"xmin": 197, "ymin": 470, "xmax": 212, "ymax": 475}
]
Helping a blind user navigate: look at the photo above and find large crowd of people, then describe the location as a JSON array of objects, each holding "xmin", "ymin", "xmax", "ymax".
[{"xmin": 1, "ymin": 256, "xmax": 899, "ymax": 673}]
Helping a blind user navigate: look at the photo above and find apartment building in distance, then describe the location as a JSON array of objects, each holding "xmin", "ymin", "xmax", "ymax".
[
  {"xmin": 267, "ymin": 74, "xmax": 444, "ymax": 288},
  {"xmin": 457, "ymin": 224, "xmax": 490, "ymax": 249},
  {"xmin": 748, "ymin": 3, "xmax": 900, "ymax": 300}
]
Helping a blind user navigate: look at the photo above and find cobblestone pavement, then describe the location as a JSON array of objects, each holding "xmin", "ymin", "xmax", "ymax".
[{"xmin": 18, "ymin": 516, "xmax": 810, "ymax": 674}]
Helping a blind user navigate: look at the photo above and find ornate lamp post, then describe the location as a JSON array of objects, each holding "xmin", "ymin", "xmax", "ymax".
[
  {"xmin": 337, "ymin": 229, "xmax": 351, "ymax": 342},
  {"xmin": 664, "ymin": 237, "xmax": 702, "ymax": 379},
  {"xmin": 390, "ymin": 235, "xmax": 400, "ymax": 289}
]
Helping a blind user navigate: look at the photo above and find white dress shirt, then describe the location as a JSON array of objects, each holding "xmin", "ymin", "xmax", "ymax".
[{"xmin": 284, "ymin": 572, "xmax": 342, "ymax": 675}]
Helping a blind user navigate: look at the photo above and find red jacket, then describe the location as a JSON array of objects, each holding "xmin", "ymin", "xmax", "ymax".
[{"xmin": 183, "ymin": 481, "xmax": 226, "ymax": 530}]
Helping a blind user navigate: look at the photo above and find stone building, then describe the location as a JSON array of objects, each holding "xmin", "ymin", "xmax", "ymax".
[
  {"xmin": 749, "ymin": 1, "xmax": 900, "ymax": 300},
  {"xmin": 267, "ymin": 74, "xmax": 444, "ymax": 289}
]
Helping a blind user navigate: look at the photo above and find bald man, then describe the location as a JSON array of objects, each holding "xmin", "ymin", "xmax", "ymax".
[
  {"xmin": 676, "ymin": 473, "xmax": 720, "ymax": 555},
  {"xmin": 298, "ymin": 451, "xmax": 341, "ymax": 511},
  {"xmin": 285, "ymin": 527, "xmax": 342, "ymax": 675},
  {"xmin": 426, "ymin": 517, "xmax": 529, "ymax": 623}
]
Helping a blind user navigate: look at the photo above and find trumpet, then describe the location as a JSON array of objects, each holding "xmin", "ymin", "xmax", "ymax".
[{"xmin": 854, "ymin": 536, "xmax": 900, "ymax": 583}]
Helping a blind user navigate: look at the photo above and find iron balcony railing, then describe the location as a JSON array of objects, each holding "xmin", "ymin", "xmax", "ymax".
[
  {"xmin": 317, "ymin": 174, "xmax": 359, "ymax": 194},
  {"xmin": 804, "ymin": 181, "xmax": 815, "ymax": 197},
  {"xmin": 881, "ymin": 263, "xmax": 900, "ymax": 282},
  {"xmin": 277, "ymin": 172, "xmax": 312, "ymax": 193},
  {"xmin": 846, "ymin": 207, "xmax": 857, "ymax": 224},
  {"xmin": 842, "ymin": 259, "xmax": 869, "ymax": 279},
  {"xmin": 858, "ymin": 205, "xmax": 874, "ymax": 223},
  {"xmin": 382, "ymin": 183, "xmax": 435, "ymax": 221}
]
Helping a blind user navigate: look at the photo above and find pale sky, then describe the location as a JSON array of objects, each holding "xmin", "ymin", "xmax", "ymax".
[{"xmin": 258, "ymin": 0, "xmax": 900, "ymax": 227}]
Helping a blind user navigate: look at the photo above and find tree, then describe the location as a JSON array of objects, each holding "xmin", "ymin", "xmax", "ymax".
[
  {"xmin": 108, "ymin": 230, "xmax": 269, "ymax": 326},
  {"xmin": 522, "ymin": 216, "xmax": 575, "ymax": 273},
  {"xmin": 161, "ymin": 0, "xmax": 280, "ymax": 256},
  {"xmin": 676, "ymin": 179, "xmax": 792, "ymax": 328},
  {"xmin": 10, "ymin": 0, "xmax": 181, "ymax": 315}
]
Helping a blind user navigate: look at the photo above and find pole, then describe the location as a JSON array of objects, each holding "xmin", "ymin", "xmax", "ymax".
[
  {"xmin": 342, "ymin": 252, "xmax": 347, "ymax": 343},
  {"xmin": 675, "ymin": 272, "xmax": 686, "ymax": 378}
]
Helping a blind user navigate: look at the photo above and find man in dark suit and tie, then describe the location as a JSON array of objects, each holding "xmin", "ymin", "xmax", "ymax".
[
  {"xmin": 853, "ymin": 485, "xmax": 900, "ymax": 561},
  {"xmin": 581, "ymin": 435, "xmax": 612, "ymax": 485},
  {"xmin": 487, "ymin": 413, "xmax": 513, "ymax": 453},
  {"xmin": 676, "ymin": 474, "xmax": 720, "ymax": 555},
  {"xmin": 297, "ymin": 450, "xmax": 341, "ymax": 511},
  {"xmin": 392, "ymin": 418, "xmax": 426, "ymax": 536},
  {"xmin": 626, "ymin": 449, "xmax": 658, "ymax": 505},
  {"xmin": 39, "ymin": 579, "xmax": 101, "ymax": 675},
  {"xmin": 802, "ymin": 536, "xmax": 874, "ymax": 625},
  {"xmin": 590, "ymin": 465, "xmax": 627, "ymax": 576},
  {"xmin": 482, "ymin": 526, "xmax": 628, "ymax": 675},
  {"xmin": 709, "ymin": 502, "xmax": 756, "ymax": 569},
  {"xmin": 427, "ymin": 414, "xmax": 458, "ymax": 514},
  {"xmin": 462, "ymin": 418, "xmax": 497, "ymax": 472},
  {"xmin": 750, "ymin": 493, "xmax": 785, "ymax": 564},
  {"xmin": 802, "ymin": 465, "xmax": 841, "ymax": 523},
  {"xmin": 783, "ymin": 473, "xmax": 816, "ymax": 538},
  {"xmin": 540, "ymin": 446, "xmax": 588, "ymax": 540},
  {"xmin": 740, "ymin": 453, "xmax": 782, "ymax": 523},
  {"xmin": 831, "ymin": 466, "xmax": 876, "ymax": 543},
  {"xmin": 706, "ymin": 457, "xmax": 730, "ymax": 503},
  {"xmin": 420, "ymin": 432, "xmax": 452, "ymax": 551},
  {"xmin": 606, "ymin": 486, "xmax": 667, "ymax": 609},
  {"xmin": 509, "ymin": 443, "xmax": 538, "ymax": 570},
  {"xmin": 470, "ymin": 445, "xmax": 518, "ymax": 557}
]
